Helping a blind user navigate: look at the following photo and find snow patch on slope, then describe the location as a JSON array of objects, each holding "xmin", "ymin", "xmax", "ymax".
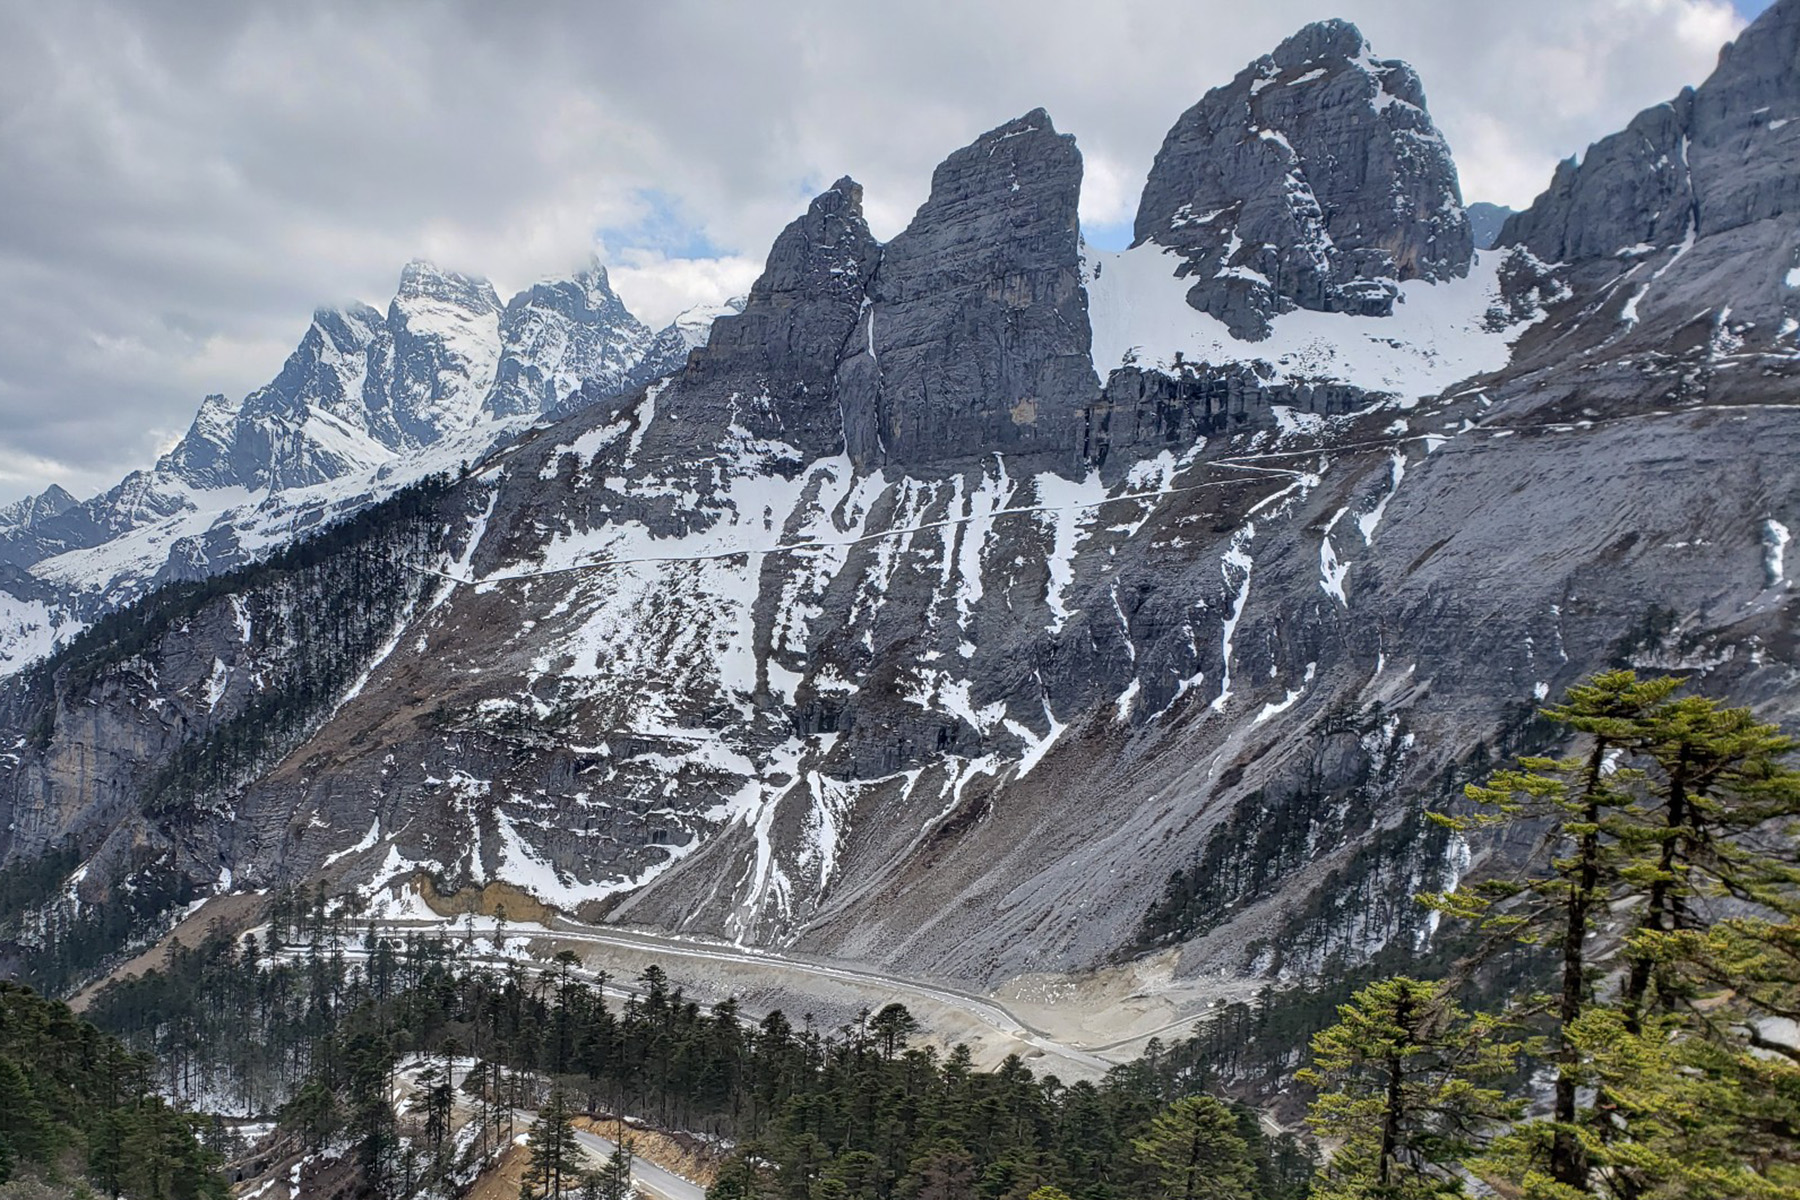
[
  {"xmin": 1085, "ymin": 245, "xmax": 1534, "ymax": 400},
  {"xmin": 1765, "ymin": 518, "xmax": 1792, "ymax": 588},
  {"xmin": 0, "ymin": 593, "xmax": 84, "ymax": 671},
  {"xmin": 31, "ymin": 419, "xmax": 529, "ymax": 597}
]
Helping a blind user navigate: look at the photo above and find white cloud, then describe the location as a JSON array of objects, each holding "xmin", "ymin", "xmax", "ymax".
[
  {"xmin": 607, "ymin": 250, "xmax": 765, "ymax": 329},
  {"xmin": 0, "ymin": 0, "xmax": 1751, "ymax": 504}
]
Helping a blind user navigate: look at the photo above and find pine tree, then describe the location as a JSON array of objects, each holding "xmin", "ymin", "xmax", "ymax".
[
  {"xmin": 1298, "ymin": 977, "xmax": 1524, "ymax": 1198},
  {"xmin": 0, "ymin": 1056, "xmax": 56, "ymax": 1183},
  {"xmin": 1542, "ymin": 1002, "xmax": 1800, "ymax": 1199},
  {"xmin": 1129, "ymin": 1095, "xmax": 1257, "ymax": 1200},
  {"xmin": 599, "ymin": 1139, "xmax": 634, "ymax": 1200},
  {"xmin": 523, "ymin": 1086, "xmax": 583, "ymax": 1200},
  {"xmin": 869, "ymin": 1004, "xmax": 920, "ymax": 1062},
  {"xmin": 281, "ymin": 1078, "xmax": 340, "ymax": 1151},
  {"xmin": 1410, "ymin": 673, "xmax": 1800, "ymax": 1197},
  {"xmin": 1618, "ymin": 693, "xmax": 1800, "ymax": 1025},
  {"xmin": 1422, "ymin": 670, "xmax": 1676, "ymax": 1192}
]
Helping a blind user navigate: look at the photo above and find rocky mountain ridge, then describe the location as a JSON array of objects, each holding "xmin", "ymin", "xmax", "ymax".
[
  {"xmin": 0, "ymin": 6, "xmax": 1796, "ymax": 1003},
  {"xmin": 0, "ymin": 260, "xmax": 738, "ymax": 673},
  {"xmin": 1499, "ymin": 0, "xmax": 1800, "ymax": 365},
  {"xmin": 1134, "ymin": 19, "xmax": 1472, "ymax": 339}
]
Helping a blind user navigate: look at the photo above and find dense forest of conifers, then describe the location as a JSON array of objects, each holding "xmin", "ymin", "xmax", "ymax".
[
  {"xmin": 84, "ymin": 909, "xmax": 1318, "ymax": 1200},
  {"xmin": 0, "ymin": 982, "xmax": 223, "ymax": 1199},
  {"xmin": 0, "ymin": 476, "xmax": 460, "ymax": 1000}
]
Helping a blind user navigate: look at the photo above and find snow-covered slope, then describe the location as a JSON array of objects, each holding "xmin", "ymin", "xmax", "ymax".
[{"xmin": 1086, "ymin": 244, "xmax": 1544, "ymax": 401}]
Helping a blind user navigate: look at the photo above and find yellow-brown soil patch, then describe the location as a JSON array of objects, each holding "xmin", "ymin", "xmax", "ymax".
[
  {"xmin": 414, "ymin": 874, "xmax": 558, "ymax": 924},
  {"xmin": 572, "ymin": 1116, "xmax": 723, "ymax": 1188}
]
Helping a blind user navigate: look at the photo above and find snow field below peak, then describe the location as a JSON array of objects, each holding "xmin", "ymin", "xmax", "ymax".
[
  {"xmin": 1084, "ymin": 245, "xmax": 1537, "ymax": 400},
  {"xmin": 29, "ymin": 418, "xmax": 531, "ymax": 598}
]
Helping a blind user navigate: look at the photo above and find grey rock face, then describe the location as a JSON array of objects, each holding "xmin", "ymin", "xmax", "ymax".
[
  {"xmin": 1499, "ymin": 95, "xmax": 1697, "ymax": 263},
  {"xmin": 690, "ymin": 177, "xmax": 883, "ymax": 459},
  {"xmin": 1691, "ymin": 0, "xmax": 1800, "ymax": 234},
  {"xmin": 1501, "ymin": 0, "xmax": 1800, "ymax": 353},
  {"xmin": 1508, "ymin": 0, "xmax": 1800, "ymax": 263},
  {"xmin": 1134, "ymin": 19, "xmax": 1472, "ymax": 339},
  {"xmin": 1084, "ymin": 364, "xmax": 1376, "ymax": 466},
  {"xmin": 1464, "ymin": 202, "xmax": 1514, "ymax": 251},
  {"xmin": 835, "ymin": 111, "xmax": 1097, "ymax": 469},
  {"xmin": 629, "ymin": 115, "xmax": 1099, "ymax": 474}
]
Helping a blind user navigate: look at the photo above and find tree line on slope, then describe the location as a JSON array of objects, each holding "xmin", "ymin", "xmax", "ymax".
[
  {"xmin": 0, "ymin": 476, "xmax": 460, "ymax": 998},
  {"xmin": 84, "ymin": 913, "xmax": 1316, "ymax": 1200},
  {"xmin": 21, "ymin": 474, "xmax": 455, "ymax": 710},
  {"xmin": 1132, "ymin": 698, "xmax": 1557, "ymax": 971},
  {"xmin": 0, "ymin": 980, "xmax": 223, "ymax": 1200}
]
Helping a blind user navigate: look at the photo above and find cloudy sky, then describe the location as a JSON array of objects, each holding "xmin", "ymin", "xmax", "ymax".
[{"xmin": 0, "ymin": 0, "xmax": 1775, "ymax": 504}]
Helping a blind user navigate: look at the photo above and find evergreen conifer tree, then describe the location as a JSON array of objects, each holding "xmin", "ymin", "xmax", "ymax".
[
  {"xmin": 1299, "ymin": 977, "xmax": 1524, "ymax": 1198},
  {"xmin": 1129, "ymin": 1095, "xmax": 1256, "ymax": 1200},
  {"xmin": 523, "ymin": 1087, "xmax": 583, "ymax": 1200}
]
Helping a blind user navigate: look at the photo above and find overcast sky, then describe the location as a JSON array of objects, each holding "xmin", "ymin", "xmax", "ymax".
[{"xmin": 0, "ymin": 0, "xmax": 1774, "ymax": 505}]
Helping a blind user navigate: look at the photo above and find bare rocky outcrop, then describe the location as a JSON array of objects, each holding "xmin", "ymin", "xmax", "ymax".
[
  {"xmin": 1134, "ymin": 19, "xmax": 1472, "ymax": 339},
  {"xmin": 1501, "ymin": 0, "xmax": 1800, "ymax": 355},
  {"xmin": 836, "ymin": 110, "xmax": 1097, "ymax": 469}
]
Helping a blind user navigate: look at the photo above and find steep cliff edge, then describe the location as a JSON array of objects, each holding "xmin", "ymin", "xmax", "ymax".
[{"xmin": 1501, "ymin": 0, "xmax": 1800, "ymax": 363}]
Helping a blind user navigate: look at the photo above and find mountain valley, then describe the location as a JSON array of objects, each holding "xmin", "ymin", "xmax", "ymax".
[{"xmin": 3, "ymin": 6, "xmax": 1800, "ymax": 1197}]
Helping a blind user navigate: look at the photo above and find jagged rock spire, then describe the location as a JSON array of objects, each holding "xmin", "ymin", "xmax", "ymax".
[
  {"xmin": 835, "ymin": 109, "xmax": 1096, "ymax": 468},
  {"xmin": 1133, "ymin": 20, "xmax": 1472, "ymax": 339}
]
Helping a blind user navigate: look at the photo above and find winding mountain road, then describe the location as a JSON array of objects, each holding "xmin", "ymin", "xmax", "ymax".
[
  {"xmin": 570, "ymin": 1127, "xmax": 706, "ymax": 1200},
  {"xmin": 371, "ymin": 913, "xmax": 1123, "ymax": 1076}
]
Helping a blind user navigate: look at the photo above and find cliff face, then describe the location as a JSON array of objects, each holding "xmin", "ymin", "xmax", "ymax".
[
  {"xmin": 1134, "ymin": 19, "xmax": 1472, "ymax": 339},
  {"xmin": 1501, "ymin": 0, "xmax": 1800, "ymax": 357},
  {"xmin": 2, "ymin": 14, "xmax": 1798, "ymax": 995},
  {"xmin": 835, "ymin": 110, "xmax": 1097, "ymax": 469}
]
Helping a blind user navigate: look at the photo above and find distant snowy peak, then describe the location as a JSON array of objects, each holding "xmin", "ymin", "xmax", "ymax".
[
  {"xmin": 635, "ymin": 295, "xmax": 748, "ymax": 382},
  {"xmin": 0, "ymin": 485, "xmax": 78, "ymax": 535},
  {"xmin": 673, "ymin": 295, "xmax": 749, "ymax": 346},
  {"xmin": 490, "ymin": 259, "xmax": 654, "ymax": 418},
  {"xmin": 382, "ymin": 265, "xmax": 506, "ymax": 447},
  {"xmin": 0, "ymin": 254, "xmax": 676, "ymax": 674},
  {"xmin": 1134, "ymin": 18, "xmax": 1472, "ymax": 340},
  {"xmin": 152, "ymin": 258, "xmax": 662, "ymax": 500},
  {"xmin": 392, "ymin": 259, "xmax": 503, "ymax": 313},
  {"xmin": 159, "ymin": 298, "xmax": 391, "ymax": 494}
]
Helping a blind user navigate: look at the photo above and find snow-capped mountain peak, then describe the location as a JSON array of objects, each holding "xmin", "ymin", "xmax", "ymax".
[{"xmin": 0, "ymin": 257, "xmax": 722, "ymax": 671}]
